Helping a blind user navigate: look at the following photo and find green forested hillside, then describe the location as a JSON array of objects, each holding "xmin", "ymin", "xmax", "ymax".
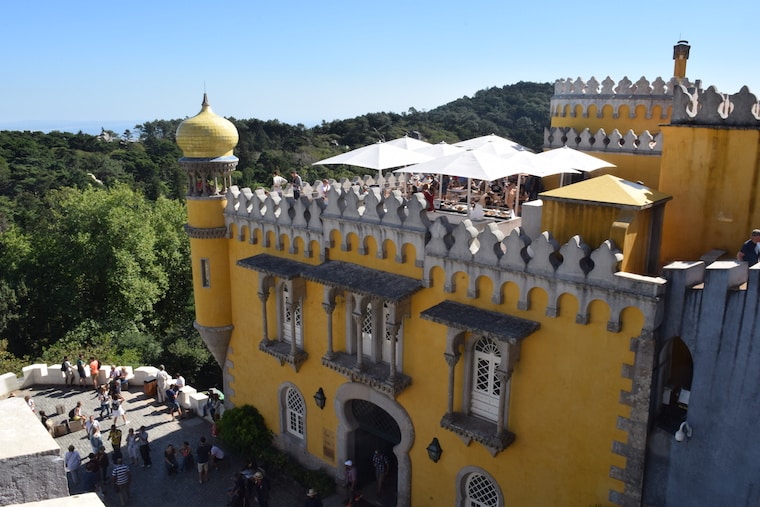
[{"xmin": 0, "ymin": 81, "xmax": 552, "ymax": 386}]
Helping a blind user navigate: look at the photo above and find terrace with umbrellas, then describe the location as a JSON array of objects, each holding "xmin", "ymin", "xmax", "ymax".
[{"xmin": 312, "ymin": 134, "xmax": 615, "ymax": 226}]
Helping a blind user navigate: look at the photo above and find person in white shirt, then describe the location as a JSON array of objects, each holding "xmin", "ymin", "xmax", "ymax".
[
  {"xmin": 156, "ymin": 365, "xmax": 171, "ymax": 404},
  {"xmin": 64, "ymin": 445, "xmax": 82, "ymax": 485},
  {"xmin": 210, "ymin": 444, "xmax": 225, "ymax": 470},
  {"xmin": 272, "ymin": 171, "xmax": 288, "ymax": 195}
]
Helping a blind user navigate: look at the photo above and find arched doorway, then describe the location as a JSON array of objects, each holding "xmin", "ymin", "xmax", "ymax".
[
  {"xmin": 336, "ymin": 383, "xmax": 414, "ymax": 507},
  {"xmin": 657, "ymin": 336, "xmax": 694, "ymax": 431}
]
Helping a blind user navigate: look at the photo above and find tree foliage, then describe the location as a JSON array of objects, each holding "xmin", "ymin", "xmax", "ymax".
[{"xmin": 0, "ymin": 80, "xmax": 552, "ymax": 385}]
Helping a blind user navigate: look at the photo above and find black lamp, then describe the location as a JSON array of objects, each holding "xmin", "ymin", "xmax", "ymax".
[
  {"xmin": 314, "ymin": 387, "xmax": 326, "ymax": 409},
  {"xmin": 426, "ymin": 437, "xmax": 443, "ymax": 463}
]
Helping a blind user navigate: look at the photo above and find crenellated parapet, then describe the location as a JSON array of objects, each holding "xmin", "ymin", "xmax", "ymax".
[
  {"xmin": 424, "ymin": 218, "xmax": 666, "ymax": 333},
  {"xmin": 544, "ymin": 126, "xmax": 662, "ymax": 154},
  {"xmin": 671, "ymin": 84, "xmax": 760, "ymax": 127},
  {"xmin": 224, "ymin": 183, "xmax": 667, "ymax": 334},
  {"xmin": 551, "ymin": 76, "xmax": 693, "ymax": 122}
]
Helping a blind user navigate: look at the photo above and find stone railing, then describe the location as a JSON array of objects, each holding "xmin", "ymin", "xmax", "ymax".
[
  {"xmin": 544, "ymin": 126, "xmax": 662, "ymax": 154},
  {"xmin": 0, "ymin": 364, "xmax": 216, "ymax": 417}
]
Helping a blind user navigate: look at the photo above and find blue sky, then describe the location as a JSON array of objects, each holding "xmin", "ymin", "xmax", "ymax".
[{"xmin": 1, "ymin": 0, "xmax": 758, "ymax": 133}]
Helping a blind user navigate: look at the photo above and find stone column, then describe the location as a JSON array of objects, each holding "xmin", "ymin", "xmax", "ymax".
[
  {"xmin": 495, "ymin": 369, "xmax": 512, "ymax": 435},
  {"xmin": 258, "ymin": 291, "xmax": 269, "ymax": 347},
  {"xmin": 444, "ymin": 352, "xmax": 460, "ymax": 415},
  {"xmin": 322, "ymin": 302, "xmax": 336, "ymax": 359},
  {"xmin": 353, "ymin": 312, "xmax": 365, "ymax": 371},
  {"xmin": 287, "ymin": 301, "xmax": 298, "ymax": 356},
  {"xmin": 387, "ymin": 322, "xmax": 401, "ymax": 380}
]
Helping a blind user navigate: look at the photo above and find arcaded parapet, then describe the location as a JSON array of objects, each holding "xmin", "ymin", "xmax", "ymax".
[
  {"xmin": 671, "ymin": 84, "xmax": 760, "ymax": 126},
  {"xmin": 225, "ymin": 180, "xmax": 666, "ymax": 330},
  {"xmin": 544, "ymin": 126, "xmax": 662, "ymax": 154},
  {"xmin": 551, "ymin": 76, "xmax": 687, "ymax": 121}
]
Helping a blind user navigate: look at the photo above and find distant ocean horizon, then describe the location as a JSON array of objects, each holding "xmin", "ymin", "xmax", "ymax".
[
  {"xmin": 0, "ymin": 120, "xmax": 147, "ymax": 136},
  {"xmin": 0, "ymin": 118, "xmax": 319, "ymax": 136}
]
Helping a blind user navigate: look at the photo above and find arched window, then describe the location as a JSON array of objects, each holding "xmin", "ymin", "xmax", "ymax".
[
  {"xmin": 285, "ymin": 387, "xmax": 305, "ymax": 439},
  {"xmin": 465, "ymin": 472, "xmax": 500, "ymax": 507},
  {"xmin": 470, "ymin": 337, "xmax": 502, "ymax": 422}
]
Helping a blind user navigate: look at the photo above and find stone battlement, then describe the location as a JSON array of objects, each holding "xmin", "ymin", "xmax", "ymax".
[
  {"xmin": 671, "ymin": 84, "xmax": 760, "ymax": 127},
  {"xmin": 225, "ymin": 182, "xmax": 668, "ymax": 333},
  {"xmin": 551, "ymin": 76, "xmax": 695, "ymax": 122}
]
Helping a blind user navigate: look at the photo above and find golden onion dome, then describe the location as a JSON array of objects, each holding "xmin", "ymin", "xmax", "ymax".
[{"xmin": 176, "ymin": 93, "xmax": 239, "ymax": 158}]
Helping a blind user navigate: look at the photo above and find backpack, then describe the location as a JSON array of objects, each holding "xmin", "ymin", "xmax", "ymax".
[
  {"xmin": 61, "ymin": 361, "xmax": 67, "ymax": 372},
  {"xmin": 68, "ymin": 407, "xmax": 75, "ymax": 419}
]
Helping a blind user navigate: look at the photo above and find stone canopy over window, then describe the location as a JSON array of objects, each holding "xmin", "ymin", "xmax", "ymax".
[{"xmin": 421, "ymin": 300, "xmax": 539, "ymax": 455}]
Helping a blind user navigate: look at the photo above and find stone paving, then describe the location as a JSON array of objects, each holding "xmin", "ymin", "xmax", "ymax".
[{"xmin": 21, "ymin": 384, "xmax": 348, "ymax": 507}]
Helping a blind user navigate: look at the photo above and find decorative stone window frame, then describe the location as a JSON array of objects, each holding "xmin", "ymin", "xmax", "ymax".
[
  {"xmin": 421, "ymin": 300, "xmax": 539, "ymax": 456},
  {"xmin": 200, "ymin": 258, "xmax": 211, "ymax": 288},
  {"xmin": 455, "ymin": 466, "xmax": 504, "ymax": 507},
  {"xmin": 278, "ymin": 382, "xmax": 307, "ymax": 451},
  {"xmin": 257, "ymin": 275, "xmax": 308, "ymax": 371},
  {"xmin": 320, "ymin": 287, "xmax": 411, "ymax": 398}
]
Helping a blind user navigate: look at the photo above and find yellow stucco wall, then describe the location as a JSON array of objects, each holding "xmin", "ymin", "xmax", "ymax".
[
  {"xmin": 217, "ymin": 222, "xmax": 644, "ymax": 506},
  {"xmin": 658, "ymin": 125, "xmax": 760, "ymax": 264},
  {"xmin": 188, "ymin": 198, "xmax": 231, "ymax": 327},
  {"xmin": 552, "ymin": 103, "xmax": 669, "ymax": 137}
]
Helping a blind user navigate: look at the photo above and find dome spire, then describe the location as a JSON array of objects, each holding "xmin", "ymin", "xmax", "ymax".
[{"xmin": 202, "ymin": 92, "xmax": 210, "ymax": 108}]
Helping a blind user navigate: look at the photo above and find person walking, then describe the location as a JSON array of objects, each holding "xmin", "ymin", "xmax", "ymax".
[
  {"xmin": 112, "ymin": 396, "xmax": 129, "ymax": 426},
  {"xmin": 178, "ymin": 441, "xmax": 193, "ymax": 472},
  {"xmin": 737, "ymin": 228, "xmax": 760, "ymax": 265},
  {"xmin": 89, "ymin": 356, "xmax": 100, "ymax": 391},
  {"xmin": 196, "ymin": 436, "xmax": 212, "ymax": 484},
  {"xmin": 291, "ymin": 170, "xmax": 303, "ymax": 199},
  {"xmin": 90, "ymin": 425, "xmax": 104, "ymax": 455},
  {"xmin": 371, "ymin": 449, "xmax": 389, "ymax": 493},
  {"xmin": 76, "ymin": 354, "xmax": 87, "ymax": 388},
  {"xmin": 97, "ymin": 386, "xmax": 111, "ymax": 420},
  {"xmin": 164, "ymin": 444, "xmax": 178, "ymax": 476},
  {"xmin": 272, "ymin": 170, "xmax": 288, "ymax": 195},
  {"xmin": 137, "ymin": 426, "xmax": 152, "ymax": 468},
  {"xmin": 111, "ymin": 457, "xmax": 131, "ymax": 507},
  {"xmin": 344, "ymin": 460, "xmax": 358, "ymax": 498},
  {"xmin": 166, "ymin": 384, "xmax": 182, "ymax": 420},
  {"xmin": 251, "ymin": 471, "xmax": 271, "ymax": 507},
  {"xmin": 305, "ymin": 488, "xmax": 323, "ymax": 507},
  {"xmin": 126, "ymin": 428, "xmax": 139, "ymax": 466},
  {"xmin": 156, "ymin": 364, "xmax": 170, "ymax": 404},
  {"xmin": 108, "ymin": 424, "xmax": 123, "ymax": 453},
  {"xmin": 64, "ymin": 444, "xmax": 82, "ymax": 486},
  {"xmin": 61, "ymin": 356, "xmax": 75, "ymax": 386}
]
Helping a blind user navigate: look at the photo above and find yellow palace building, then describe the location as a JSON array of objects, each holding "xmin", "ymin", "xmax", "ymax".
[{"xmin": 178, "ymin": 41, "xmax": 760, "ymax": 506}]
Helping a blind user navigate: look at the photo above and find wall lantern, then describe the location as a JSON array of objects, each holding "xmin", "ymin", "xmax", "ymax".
[
  {"xmin": 314, "ymin": 387, "xmax": 327, "ymax": 410},
  {"xmin": 426, "ymin": 437, "xmax": 443, "ymax": 463},
  {"xmin": 675, "ymin": 421, "xmax": 692, "ymax": 442}
]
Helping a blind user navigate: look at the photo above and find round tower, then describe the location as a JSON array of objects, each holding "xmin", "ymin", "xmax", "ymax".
[{"xmin": 176, "ymin": 93, "xmax": 238, "ymax": 368}]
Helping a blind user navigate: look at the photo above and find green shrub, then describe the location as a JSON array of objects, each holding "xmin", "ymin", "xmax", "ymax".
[{"xmin": 216, "ymin": 405, "xmax": 273, "ymax": 460}]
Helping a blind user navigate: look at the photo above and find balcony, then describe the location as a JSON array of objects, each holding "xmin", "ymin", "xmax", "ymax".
[{"xmin": 321, "ymin": 351, "xmax": 411, "ymax": 398}]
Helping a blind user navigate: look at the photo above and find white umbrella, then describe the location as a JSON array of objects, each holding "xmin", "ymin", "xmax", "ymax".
[
  {"xmin": 414, "ymin": 141, "xmax": 465, "ymax": 159},
  {"xmin": 455, "ymin": 133, "xmax": 527, "ymax": 152},
  {"xmin": 497, "ymin": 151, "xmax": 581, "ymax": 215},
  {"xmin": 313, "ymin": 141, "xmax": 433, "ymax": 175},
  {"xmin": 535, "ymin": 146, "xmax": 616, "ymax": 172},
  {"xmin": 395, "ymin": 149, "xmax": 521, "ymax": 208},
  {"xmin": 384, "ymin": 135, "xmax": 432, "ymax": 151}
]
